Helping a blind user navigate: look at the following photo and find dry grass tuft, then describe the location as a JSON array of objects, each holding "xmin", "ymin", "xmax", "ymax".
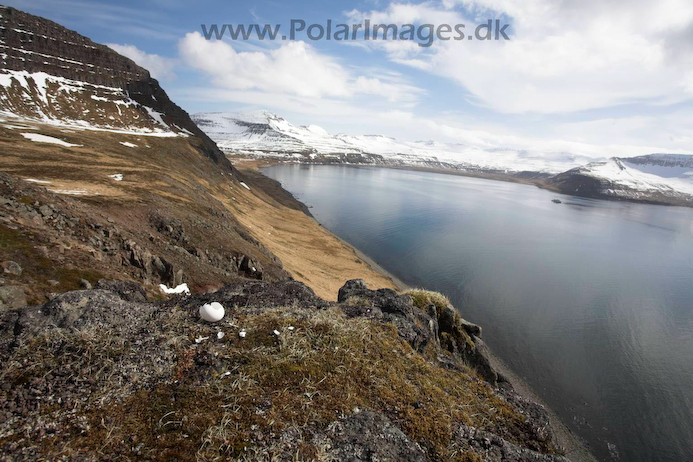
[{"xmin": 404, "ymin": 289, "xmax": 451, "ymax": 313}]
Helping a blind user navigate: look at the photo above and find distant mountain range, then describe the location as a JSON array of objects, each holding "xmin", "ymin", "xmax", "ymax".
[
  {"xmin": 193, "ymin": 111, "xmax": 693, "ymax": 207},
  {"xmin": 192, "ymin": 111, "xmax": 596, "ymax": 175}
]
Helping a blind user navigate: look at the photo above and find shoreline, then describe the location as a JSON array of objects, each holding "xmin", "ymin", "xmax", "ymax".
[
  {"xmin": 487, "ymin": 351, "xmax": 598, "ymax": 462},
  {"xmin": 248, "ymin": 160, "xmax": 598, "ymax": 462},
  {"xmin": 242, "ymin": 156, "xmax": 693, "ymax": 209}
]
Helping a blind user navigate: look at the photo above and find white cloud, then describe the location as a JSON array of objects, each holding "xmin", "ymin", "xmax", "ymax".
[
  {"xmin": 349, "ymin": 0, "xmax": 693, "ymax": 113},
  {"xmin": 178, "ymin": 32, "xmax": 422, "ymax": 102},
  {"xmin": 107, "ymin": 44, "xmax": 177, "ymax": 81}
]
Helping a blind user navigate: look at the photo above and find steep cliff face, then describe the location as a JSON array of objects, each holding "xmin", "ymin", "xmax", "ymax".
[{"xmin": 0, "ymin": 6, "xmax": 230, "ymax": 168}]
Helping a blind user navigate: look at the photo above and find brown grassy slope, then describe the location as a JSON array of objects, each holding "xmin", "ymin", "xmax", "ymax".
[{"xmin": 0, "ymin": 117, "xmax": 395, "ymax": 300}]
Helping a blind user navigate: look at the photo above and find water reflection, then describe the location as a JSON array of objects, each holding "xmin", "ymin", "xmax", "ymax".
[{"xmin": 263, "ymin": 165, "xmax": 693, "ymax": 462}]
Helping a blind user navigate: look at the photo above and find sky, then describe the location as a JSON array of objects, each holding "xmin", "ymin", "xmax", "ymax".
[{"xmin": 7, "ymin": 0, "xmax": 693, "ymax": 159}]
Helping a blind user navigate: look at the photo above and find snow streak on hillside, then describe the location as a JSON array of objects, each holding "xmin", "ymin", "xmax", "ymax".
[{"xmin": 0, "ymin": 70, "xmax": 182, "ymax": 136}]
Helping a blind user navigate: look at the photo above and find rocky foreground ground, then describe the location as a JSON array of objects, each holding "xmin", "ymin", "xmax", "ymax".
[{"xmin": 1, "ymin": 275, "xmax": 569, "ymax": 461}]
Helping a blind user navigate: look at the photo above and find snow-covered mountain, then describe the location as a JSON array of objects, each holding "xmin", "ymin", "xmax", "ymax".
[
  {"xmin": 192, "ymin": 111, "xmax": 363, "ymax": 156},
  {"xmin": 193, "ymin": 111, "xmax": 693, "ymax": 207},
  {"xmin": 547, "ymin": 157, "xmax": 693, "ymax": 206},
  {"xmin": 192, "ymin": 111, "xmax": 589, "ymax": 175}
]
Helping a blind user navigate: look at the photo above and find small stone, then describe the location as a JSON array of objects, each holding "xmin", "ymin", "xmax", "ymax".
[
  {"xmin": 239, "ymin": 331, "xmax": 247, "ymax": 338},
  {"xmin": 79, "ymin": 279, "xmax": 92, "ymax": 290},
  {"xmin": 1, "ymin": 261, "xmax": 22, "ymax": 276},
  {"xmin": 39, "ymin": 205, "xmax": 52, "ymax": 218}
]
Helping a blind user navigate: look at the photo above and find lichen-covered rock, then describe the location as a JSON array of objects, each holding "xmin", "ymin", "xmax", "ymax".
[
  {"xmin": 338, "ymin": 279, "xmax": 369, "ymax": 302},
  {"xmin": 326, "ymin": 410, "xmax": 427, "ymax": 461},
  {"xmin": 22, "ymin": 290, "xmax": 154, "ymax": 333},
  {"xmin": 1, "ymin": 261, "xmax": 22, "ymax": 276},
  {"xmin": 0, "ymin": 285, "xmax": 26, "ymax": 309},
  {"xmin": 94, "ymin": 279, "xmax": 147, "ymax": 302}
]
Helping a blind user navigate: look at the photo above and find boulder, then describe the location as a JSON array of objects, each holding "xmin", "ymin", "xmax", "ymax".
[
  {"xmin": 337, "ymin": 279, "xmax": 368, "ymax": 302},
  {"xmin": 94, "ymin": 280, "xmax": 147, "ymax": 303},
  {"xmin": 238, "ymin": 255, "xmax": 263, "ymax": 280}
]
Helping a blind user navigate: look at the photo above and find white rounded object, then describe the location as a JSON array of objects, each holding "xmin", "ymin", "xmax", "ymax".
[{"xmin": 199, "ymin": 302, "xmax": 225, "ymax": 322}]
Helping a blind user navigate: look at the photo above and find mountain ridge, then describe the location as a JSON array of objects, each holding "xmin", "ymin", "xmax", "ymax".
[
  {"xmin": 0, "ymin": 5, "xmax": 230, "ymax": 168},
  {"xmin": 194, "ymin": 110, "xmax": 693, "ymax": 207}
]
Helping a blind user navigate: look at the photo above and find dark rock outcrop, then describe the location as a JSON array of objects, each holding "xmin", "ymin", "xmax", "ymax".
[
  {"xmin": 338, "ymin": 279, "xmax": 435, "ymax": 354},
  {"xmin": 453, "ymin": 425, "xmax": 568, "ymax": 462},
  {"xmin": 337, "ymin": 279, "xmax": 500, "ymax": 383},
  {"xmin": 167, "ymin": 280, "xmax": 330, "ymax": 314}
]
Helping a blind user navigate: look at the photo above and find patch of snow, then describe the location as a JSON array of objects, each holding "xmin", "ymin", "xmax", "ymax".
[
  {"xmin": 159, "ymin": 283, "xmax": 190, "ymax": 295},
  {"xmin": 143, "ymin": 106, "xmax": 170, "ymax": 131},
  {"xmin": 48, "ymin": 189, "xmax": 88, "ymax": 195},
  {"xmin": 120, "ymin": 141, "xmax": 137, "ymax": 148},
  {"xmin": 24, "ymin": 178, "xmax": 51, "ymax": 184},
  {"xmin": 217, "ymin": 332, "xmax": 225, "ymax": 340},
  {"xmin": 239, "ymin": 331, "xmax": 247, "ymax": 338},
  {"xmin": 108, "ymin": 174, "xmax": 123, "ymax": 181},
  {"xmin": 240, "ymin": 182, "xmax": 250, "ymax": 190},
  {"xmin": 273, "ymin": 330, "xmax": 280, "ymax": 336},
  {"xmin": 195, "ymin": 336, "xmax": 209, "ymax": 344},
  {"xmin": 21, "ymin": 132, "xmax": 82, "ymax": 147}
]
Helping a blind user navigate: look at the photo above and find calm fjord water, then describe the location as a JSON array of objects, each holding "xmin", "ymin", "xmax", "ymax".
[{"xmin": 263, "ymin": 164, "xmax": 693, "ymax": 462}]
